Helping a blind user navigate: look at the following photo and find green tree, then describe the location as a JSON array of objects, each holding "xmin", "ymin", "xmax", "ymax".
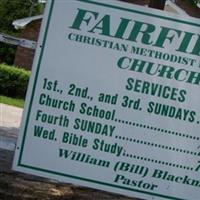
[
  {"xmin": 193, "ymin": 0, "xmax": 200, "ymax": 4},
  {"xmin": 186, "ymin": 0, "xmax": 200, "ymax": 6},
  {"xmin": 0, "ymin": 0, "xmax": 43, "ymax": 65}
]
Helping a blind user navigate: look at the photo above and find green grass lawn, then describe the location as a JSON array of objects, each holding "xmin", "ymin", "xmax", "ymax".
[{"xmin": 0, "ymin": 96, "xmax": 24, "ymax": 108}]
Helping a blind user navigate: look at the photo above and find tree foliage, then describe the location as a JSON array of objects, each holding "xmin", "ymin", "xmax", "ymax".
[
  {"xmin": 0, "ymin": 0, "xmax": 43, "ymax": 35},
  {"xmin": 186, "ymin": 0, "xmax": 200, "ymax": 6},
  {"xmin": 193, "ymin": 0, "xmax": 200, "ymax": 4},
  {"xmin": 0, "ymin": 0, "xmax": 43, "ymax": 65}
]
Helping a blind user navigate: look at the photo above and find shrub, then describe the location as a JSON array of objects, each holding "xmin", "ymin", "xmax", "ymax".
[
  {"xmin": 0, "ymin": 43, "xmax": 17, "ymax": 65},
  {"xmin": 0, "ymin": 64, "xmax": 31, "ymax": 99}
]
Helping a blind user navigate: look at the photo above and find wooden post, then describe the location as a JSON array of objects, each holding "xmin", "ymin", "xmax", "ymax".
[{"xmin": 149, "ymin": 0, "xmax": 166, "ymax": 10}]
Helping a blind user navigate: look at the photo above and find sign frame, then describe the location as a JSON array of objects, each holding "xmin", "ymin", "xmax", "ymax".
[{"xmin": 13, "ymin": 1, "xmax": 200, "ymax": 200}]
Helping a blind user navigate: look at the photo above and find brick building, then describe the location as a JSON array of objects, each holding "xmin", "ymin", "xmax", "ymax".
[{"xmin": 13, "ymin": 15, "xmax": 42, "ymax": 70}]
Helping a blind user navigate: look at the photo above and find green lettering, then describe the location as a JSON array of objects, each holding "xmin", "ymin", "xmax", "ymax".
[
  {"xmin": 154, "ymin": 27, "xmax": 181, "ymax": 48},
  {"xmin": 89, "ymin": 15, "xmax": 111, "ymax": 36},
  {"xmin": 70, "ymin": 9, "xmax": 98, "ymax": 30},
  {"xmin": 127, "ymin": 21, "xmax": 155, "ymax": 45}
]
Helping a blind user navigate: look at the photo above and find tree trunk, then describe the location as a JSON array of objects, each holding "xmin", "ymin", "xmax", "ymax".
[{"xmin": 149, "ymin": 0, "xmax": 166, "ymax": 10}]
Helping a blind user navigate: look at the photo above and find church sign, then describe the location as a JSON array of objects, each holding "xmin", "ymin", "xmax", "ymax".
[{"xmin": 13, "ymin": 0, "xmax": 200, "ymax": 199}]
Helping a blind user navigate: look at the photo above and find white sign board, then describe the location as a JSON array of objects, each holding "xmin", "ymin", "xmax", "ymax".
[{"xmin": 13, "ymin": 0, "xmax": 200, "ymax": 199}]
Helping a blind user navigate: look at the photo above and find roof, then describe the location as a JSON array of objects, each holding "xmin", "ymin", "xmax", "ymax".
[{"xmin": 12, "ymin": 15, "xmax": 43, "ymax": 30}]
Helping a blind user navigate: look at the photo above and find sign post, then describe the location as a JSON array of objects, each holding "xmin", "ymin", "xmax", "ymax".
[{"xmin": 13, "ymin": 1, "xmax": 200, "ymax": 199}]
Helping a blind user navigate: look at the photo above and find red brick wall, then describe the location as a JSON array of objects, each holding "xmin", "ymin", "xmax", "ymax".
[{"xmin": 14, "ymin": 19, "xmax": 41, "ymax": 70}]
